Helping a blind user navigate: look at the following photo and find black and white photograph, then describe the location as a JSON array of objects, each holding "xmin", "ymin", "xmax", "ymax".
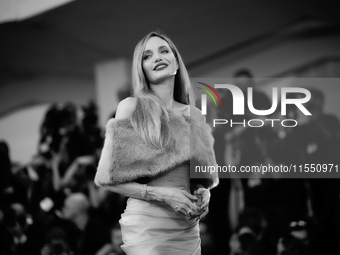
[{"xmin": 1, "ymin": 1, "xmax": 340, "ymax": 254}]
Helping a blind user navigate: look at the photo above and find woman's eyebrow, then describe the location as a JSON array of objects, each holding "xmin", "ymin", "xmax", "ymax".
[
  {"xmin": 143, "ymin": 46, "xmax": 169, "ymax": 54},
  {"xmin": 159, "ymin": 45, "xmax": 169, "ymax": 50}
]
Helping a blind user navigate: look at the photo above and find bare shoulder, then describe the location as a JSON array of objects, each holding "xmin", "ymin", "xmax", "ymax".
[
  {"xmin": 115, "ymin": 97, "xmax": 137, "ymax": 119},
  {"xmin": 189, "ymin": 105, "xmax": 205, "ymax": 123}
]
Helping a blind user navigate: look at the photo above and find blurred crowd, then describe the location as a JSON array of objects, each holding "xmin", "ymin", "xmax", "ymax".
[
  {"xmin": 1, "ymin": 71, "xmax": 340, "ymax": 255},
  {"xmin": 207, "ymin": 70, "xmax": 340, "ymax": 255},
  {"xmin": 0, "ymin": 101, "xmax": 126, "ymax": 255}
]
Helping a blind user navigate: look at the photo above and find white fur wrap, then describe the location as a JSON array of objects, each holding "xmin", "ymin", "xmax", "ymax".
[{"xmin": 94, "ymin": 111, "xmax": 219, "ymax": 189}]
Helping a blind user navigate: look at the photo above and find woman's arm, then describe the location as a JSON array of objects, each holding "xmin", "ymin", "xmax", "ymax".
[
  {"xmin": 100, "ymin": 182, "xmax": 201, "ymax": 217},
  {"xmin": 97, "ymin": 98, "xmax": 201, "ymax": 218}
]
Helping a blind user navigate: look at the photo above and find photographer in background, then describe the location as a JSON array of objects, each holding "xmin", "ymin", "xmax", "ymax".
[{"xmin": 1, "ymin": 101, "xmax": 109, "ymax": 254}]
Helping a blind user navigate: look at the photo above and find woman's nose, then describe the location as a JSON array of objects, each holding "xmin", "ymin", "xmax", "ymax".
[
  {"xmin": 154, "ymin": 53, "xmax": 162, "ymax": 62},
  {"xmin": 155, "ymin": 58, "xmax": 161, "ymax": 62}
]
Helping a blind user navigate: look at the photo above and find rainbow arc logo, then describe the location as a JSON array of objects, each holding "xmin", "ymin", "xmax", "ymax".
[{"xmin": 196, "ymin": 82, "xmax": 222, "ymax": 106}]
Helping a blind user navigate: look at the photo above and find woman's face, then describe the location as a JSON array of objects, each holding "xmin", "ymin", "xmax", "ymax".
[{"xmin": 142, "ymin": 36, "xmax": 178, "ymax": 84}]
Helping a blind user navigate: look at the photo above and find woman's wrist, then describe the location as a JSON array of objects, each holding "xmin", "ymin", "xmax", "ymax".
[
  {"xmin": 140, "ymin": 184, "xmax": 149, "ymax": 201},
  {"xmin": 144, "ymin": 186, "xmax": 166, "ymax": 202}
]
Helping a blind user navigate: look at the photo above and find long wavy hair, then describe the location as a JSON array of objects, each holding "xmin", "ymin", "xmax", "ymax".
[{"xmin": 131, "ymin": 31, "xmax": 195, "ymax": 149}]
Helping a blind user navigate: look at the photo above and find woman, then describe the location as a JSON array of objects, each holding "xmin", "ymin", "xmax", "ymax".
[{"xmin": 94, "ymin": 31, "xmax": 218, "ymax": 255}]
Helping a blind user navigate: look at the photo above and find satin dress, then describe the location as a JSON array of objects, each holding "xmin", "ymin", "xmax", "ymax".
[{"xmin": 119, "ymin": 163, "xmax": 201, "ymax": 255}]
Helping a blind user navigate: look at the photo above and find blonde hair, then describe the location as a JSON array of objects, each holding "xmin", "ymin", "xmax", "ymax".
[{"xmin": 131, "ymin": 31, "xmax": 195, "ymax": 149}]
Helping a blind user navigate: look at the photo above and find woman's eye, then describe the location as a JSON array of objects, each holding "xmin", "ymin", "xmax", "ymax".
[
  {"xmin": 161, "ymin": 50, "xmax": 169, "ymax": 54},
  {"xmin": 143, "ymin": 55, "xmax": 151, "ymax": 60}
]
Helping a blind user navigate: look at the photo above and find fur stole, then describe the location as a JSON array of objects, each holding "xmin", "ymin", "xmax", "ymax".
[{"xmin": 94, "ymin": 110, "xmax": 219, "ymax": 189}]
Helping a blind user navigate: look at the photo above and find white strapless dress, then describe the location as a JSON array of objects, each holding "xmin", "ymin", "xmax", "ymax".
[{"xmin": 119, "ymin": 164, "xmax": 201, "ymax": 255}]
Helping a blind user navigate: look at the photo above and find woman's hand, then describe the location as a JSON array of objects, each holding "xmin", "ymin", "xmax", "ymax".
[
  {"xmin": 194, "ymin": 187, "xmax": 211, "ymax": 219},
  {"xmin": 148, "ymin": 186, "xmax": 201, "ymax": 219}
]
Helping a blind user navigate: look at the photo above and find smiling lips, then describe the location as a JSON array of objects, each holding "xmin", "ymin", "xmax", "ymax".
[{"xmin": 153, "ymin": 63, "xmax": 168, "ymax": 71}]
